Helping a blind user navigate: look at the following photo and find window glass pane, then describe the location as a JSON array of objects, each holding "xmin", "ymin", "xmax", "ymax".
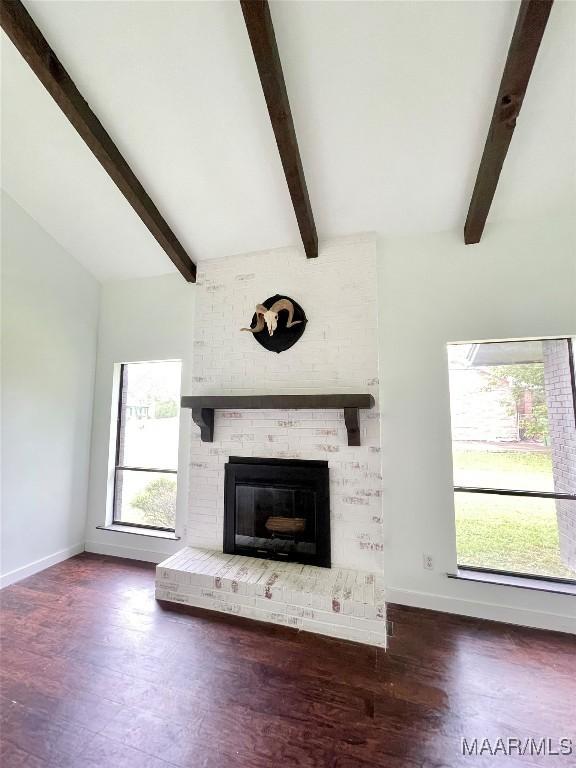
[
  {"xmin": 114, "ymin": 470, "xmax": 177, "ymax": 529},
  {"xmin": 118, "ymin": 361, "xmax": 181, "ymax": 470},
  {"xmin": 455, "ymin": 492, "xmax": 576, "ymax": 581},
  {"xmin": 448, "ymin": 338, "xmax": 576, "ymax": 583},
  {"xmin": 448, "ymin": 340, "xmax": 562, "ymax": 493}
]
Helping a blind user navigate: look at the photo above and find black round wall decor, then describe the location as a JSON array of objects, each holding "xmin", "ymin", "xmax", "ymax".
[{"xmin": 246, "ymin": 295, "xmax": 307, "ymax": 354}]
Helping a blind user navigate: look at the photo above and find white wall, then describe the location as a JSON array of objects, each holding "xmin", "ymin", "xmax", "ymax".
[
  {"xmin": 84, "ymin": 274, "xmax": 195, "ymax": 562},
  {"xmin": 1, "ymin": 192, "xmax": 99, "ymax": 586},
  {"xmin": 378, "ymin": 215, "xmax": 576, "ymax": 633}
]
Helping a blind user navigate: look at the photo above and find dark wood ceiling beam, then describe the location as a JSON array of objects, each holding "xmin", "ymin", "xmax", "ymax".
[
  {"xmin": 464, "ymin": 0, "xmax": 554, "ymax": 245},
  {"xmin": 240, "ymin": 0, "xmax": 318, "ymax": 259},
  {"xmin": 1, "ymin": 0, "xmax": 197, "ymax": 281}
]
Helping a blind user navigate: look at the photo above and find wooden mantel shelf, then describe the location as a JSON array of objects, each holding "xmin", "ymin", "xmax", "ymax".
[{"xmin": 181, "ymin": 394, "xmax": 375, "ymax": 447}]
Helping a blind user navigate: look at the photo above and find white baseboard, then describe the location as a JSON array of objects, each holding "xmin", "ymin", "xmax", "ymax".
[
  {"xmin": 84, "ymin": 539, "xmax": 175, "ymax": 564},
  {"xmin": 0, "ymin": 543, "xmax": 84, "ymax": 589},
  {"xmin": 385, "ymin": 587, "xmax": 576, "ymax": 635}
]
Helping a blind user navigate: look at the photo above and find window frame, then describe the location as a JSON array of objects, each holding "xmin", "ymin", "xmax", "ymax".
[
  {"xmin": 450, "ymin": 336, "xmax": 576, "ymax": 585},
  {"xmin": 112, "ymin": 362, "xmax": 179, "ymax": 533}
]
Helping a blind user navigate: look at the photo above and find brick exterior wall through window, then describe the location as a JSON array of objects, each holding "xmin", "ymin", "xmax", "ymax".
[{"xmin": 543, "ymin": 339, "xmax": 576, "ymax": 573}]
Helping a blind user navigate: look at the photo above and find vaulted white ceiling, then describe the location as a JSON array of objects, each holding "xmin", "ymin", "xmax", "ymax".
[{"xmin": 2, "ymin": 0, "xmax": 574, "ymax": 281}]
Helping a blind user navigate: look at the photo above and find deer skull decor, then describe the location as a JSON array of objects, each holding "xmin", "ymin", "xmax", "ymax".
[{"xmin": 241, "ymin": 295, "xmax": 307, "ymax": 354}]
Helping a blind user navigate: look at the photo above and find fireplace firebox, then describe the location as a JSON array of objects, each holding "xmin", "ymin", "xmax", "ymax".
[{"xmin": 224, "ymin": 457, "xmax": 330, "ymax": 568}]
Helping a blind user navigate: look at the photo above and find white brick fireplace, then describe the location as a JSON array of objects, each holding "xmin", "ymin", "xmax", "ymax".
[{"xmin": 156, "ymin": 235, "xmax": 386, "ymax": 645}]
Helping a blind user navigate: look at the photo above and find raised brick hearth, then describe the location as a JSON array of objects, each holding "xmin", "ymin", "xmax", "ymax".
[{"xmin": 156, "ymin": 548, "xmax": 387, "ymax": 647}]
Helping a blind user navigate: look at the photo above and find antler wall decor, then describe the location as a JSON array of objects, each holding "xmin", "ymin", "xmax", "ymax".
[
  {"xmin": 241, "ymin": 295, "xmax": 307, "ymax": 353},
  {"xmin": 241, "ymin": 297, "xmax": 302, "ymax": 337}
]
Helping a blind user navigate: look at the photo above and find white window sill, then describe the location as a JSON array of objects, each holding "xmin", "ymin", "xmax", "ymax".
[
  {"xmin": 448, "ymin": 568, "xmax": 576, "ymax": 596},
  {"xmin": 96, "ymin": 524, "xmax": 180, "ymax": 541}
]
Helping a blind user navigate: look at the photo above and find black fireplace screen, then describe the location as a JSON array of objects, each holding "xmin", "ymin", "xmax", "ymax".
[{"xmin": 224, "ymin": 457, "xmax": 330, "ymax": 567}]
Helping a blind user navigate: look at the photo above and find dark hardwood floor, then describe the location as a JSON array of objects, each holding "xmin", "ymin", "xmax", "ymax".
[{"xmin": 0, "ymin": 554, "xmax": 574, "ymax": 767}]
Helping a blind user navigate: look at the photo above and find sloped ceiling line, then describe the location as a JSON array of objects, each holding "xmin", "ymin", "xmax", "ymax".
[{"xmin": 0, "ymin": 0, "xmax": 197, "ymax": 282}]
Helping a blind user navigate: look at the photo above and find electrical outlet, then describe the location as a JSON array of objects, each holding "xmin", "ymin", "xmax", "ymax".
[{"xmin": 423, "ymin": 554, "xmax": 434, "ymax": 570}]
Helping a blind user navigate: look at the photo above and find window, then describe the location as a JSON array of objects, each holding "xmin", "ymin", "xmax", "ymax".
[
  {"xmin": 447, "ymin": 338, "xmax": 576, "ymax": 584},
  {"xmin": 113, "ymin": 360, "xmax": 182, "ymax": 532}
]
